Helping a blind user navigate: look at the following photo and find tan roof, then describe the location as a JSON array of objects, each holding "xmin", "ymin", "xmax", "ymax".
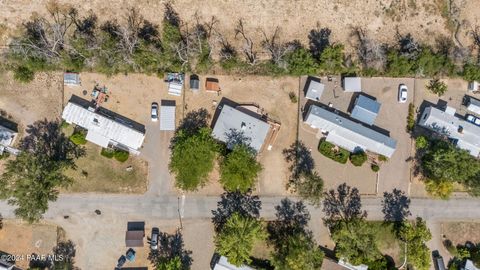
[{"xmin": 205, "ymin": 78, "xmax": 221, "ymax": 92}]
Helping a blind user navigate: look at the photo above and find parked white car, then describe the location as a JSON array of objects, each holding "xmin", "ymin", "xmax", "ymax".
[
  {"xmin": 151, "ymin": 102, "xmax": 158, "ymax": 121},
  {"xmin": 398, "ymin": 84, "xmax": 408, "ymax": 103}
]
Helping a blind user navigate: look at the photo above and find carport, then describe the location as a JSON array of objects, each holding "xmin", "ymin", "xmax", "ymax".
[{"xmin": 160, "ymin": 100, "xmax": 176, "ymax": 131}]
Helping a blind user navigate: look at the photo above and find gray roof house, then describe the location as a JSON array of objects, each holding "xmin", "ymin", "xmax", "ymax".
[
  {"xmin": 305, "ymin": 105, "xmax": 397, "ymax": 158},
  {"xmin": 351, "ymin": 95, "xmax": 381, "ymax": 125},
  {"xmin": 62, "ymin": 96, "xmax": 145, "ymax": 154},
  {"xmin": 343, "ymin": 77, "xmax": 362, "ymax": 92},
  {"xmin": 212, "ymin": 104, "xmax": 270, "ymax": 152},
  {"xmin": 304, "ymin": 77, "xmax": 325, "ymax": 101},
  {"xmin": 418, "ymin": 106, "xmax": 480, "ymax": 158}
]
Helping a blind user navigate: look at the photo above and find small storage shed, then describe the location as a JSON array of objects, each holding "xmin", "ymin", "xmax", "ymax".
[
  {"xmin": 351, "ymin": 95, "xmax": 381, "ymax": 125},
  {"xmin": 190, "ymin": 74, "xmax": 200, "ymax": 91},
  {"xmin": 467, "ymin": 96, "xmax": 480, "ymax": 115},
  {"xmin": 64, "ymin": 72, "xmax": 81, "ymax": 86},
  {"xmin": 167, "ymin": 73, "xmax": 184, "ymax": 96},
  {"xmin": 304, "ymin": 77, "xmax": 325, "ymax": 101},
  {"xmin": 206, "ymin": 78, "xmax": 221, "ymax": 93},
  {"xmin": 343, "ymin": 77, "xmax": 362, "ymax": 92},
  {"xmin": 160, "ymin": 100, "xmax": 176, "ymax": 131}
]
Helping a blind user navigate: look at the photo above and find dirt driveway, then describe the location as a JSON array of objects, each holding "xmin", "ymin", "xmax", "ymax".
[{"xmin": 299, "ymin": 76, "xmax": 413, "ymax": 195}]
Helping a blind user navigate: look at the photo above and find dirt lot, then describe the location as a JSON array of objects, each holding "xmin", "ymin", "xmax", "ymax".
[
  {"xmin": 299, "ymin": 76, "xmax": 413, "ymax": 195},
  {"xmin": 0, "ymin": 220, "xmax": 58, "ymax": 269},
  {"xmin": 184, "ymin": 75, "xmax": 299, "ymax": 195},
  {"xmin": 0, "ymin": 71, "xmax": 63, "ymax": 137},
  {"xmin": 0, "ymin": 0, "xmax": 477, "ymax": 58},
  {"xmin": 442, "ymin": 222, "xmax": 480, "ymax": 247}
]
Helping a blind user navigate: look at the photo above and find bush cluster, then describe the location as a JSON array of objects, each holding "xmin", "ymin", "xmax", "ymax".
[
  {"xmin": 350, "ymin": 151, "xmax": 368, "ymax": 167},
  {"xmin": 318, "ymin": 139, "xmax": 350, "ymax": 164},
  {"xmin": 69, "ymin": 131, "xmax": 87, "ymax": 145}
]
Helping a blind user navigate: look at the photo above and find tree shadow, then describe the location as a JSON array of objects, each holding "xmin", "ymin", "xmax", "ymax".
[
  {"xmin": 382, "ymin": 189, "xmax": 411, "ymax": 223},
  {"xmin": 148, "ymin": 229, "xmax": 193, "ymax": 269},
  {"xmin": 322, "ymin": 183, "xmax": 366, "ymax": 226},
  {"xmin": 282, "ymin": 140, "xmax": 315, "ymax": 180},
  {"xmin": 308, "ymin": 26, "xmax": 331, "ymax": 60},
  {"xmin": 211, "ymin": 190, "xmax": 261, "ymax": 232},
  {"xmin": 224, "ymin": 128, "xmax": 254, "ymax": 153},
  {"xmin": 176, "ymin": 108, "xmax": 211, "ymax": 136},
  {"xmin": 267, "ymin": 198, "xmax": 311, "ymax": 246}
]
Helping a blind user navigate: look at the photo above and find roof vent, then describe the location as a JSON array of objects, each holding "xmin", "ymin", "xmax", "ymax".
[{"xmin": 458, "ymin": 126, "xmax": 463, "ymax": 134}]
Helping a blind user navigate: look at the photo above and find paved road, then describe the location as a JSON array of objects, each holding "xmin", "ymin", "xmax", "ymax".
[{"xmin": 1, "ymin": 194, "xmax": 480, "ymax": 222}]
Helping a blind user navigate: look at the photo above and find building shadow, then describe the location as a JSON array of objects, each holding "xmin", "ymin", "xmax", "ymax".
[{"xmin": 0, "ymin": 116, "xmax": 18, "ymax": 132}]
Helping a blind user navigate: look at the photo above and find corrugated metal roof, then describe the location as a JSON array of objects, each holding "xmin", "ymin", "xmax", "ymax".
[
  {"xmin": 305, "ymin": 105, "xmax": 397, "ymax": 157},
  {"xmin": 63, "ymin": 73, "xmax": 80, "ymax": 85},
  {"xmin": 160, "ymin": 100, "xmax": 176, "ymax": 131},
  {"xmin": 212, "ymin": 104, "xmax": 270, "ymax": 152},
  {"xmin": 190, "ymin": 74, "xmax": 200, "ymax": 89},
  {"xmin": 62, "ymin": 102, "xmax": 145, "ymax": 151},
  {"xmin": 305, "ymin": 78, "xmax": 325, "ymax": 101},
  {"xmin": 419, "ymin": 106, "xmax": 480, "ymax": 158},
  {"xmin": 351, "ymin": 95, "xmax": 380, "ymax": 125},
  {"xmin": 213, "ymin": 256, "xmax": 255, "ymax": 270},
  {"xmin": 343, "ymin": 77, "xmax": 362, "ymax": 92},
  {"xmin": 168, "ymin": 82, "xmax": 182, "ymax": 96}
]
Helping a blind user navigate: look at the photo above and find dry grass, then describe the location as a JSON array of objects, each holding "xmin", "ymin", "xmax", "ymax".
[
  {"xmin": 0, "ymin": 220, "xmax": 58, "ymax": 269},
  {"xmin": 442, "ymin": 222, "xmax": 480, "ymax": 246}
]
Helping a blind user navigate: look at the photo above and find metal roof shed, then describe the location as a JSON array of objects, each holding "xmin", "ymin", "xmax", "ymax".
[
  {"xmin": 343, "ymin": 77, "xmax": 362, "ymax": 92},
  {"xmin": 64, "ymin": 72, "xmax": 80, "ymax": 86},
  {"xmin": 160, "ymin": 100, "xmax": 176, "ymax": 131},
  {"xmin": 304, "ymin": 77, "xmax": 325, "ymax": 101},
  {"xmin": 467, "ymin": 96, "xmax": 480, "ymax": 115},
  {"xmin": 351, "ymin": 95, "xmax": 380, "ymax": 125}
]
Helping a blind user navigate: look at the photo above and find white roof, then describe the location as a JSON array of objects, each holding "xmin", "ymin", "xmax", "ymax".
[
  {"xmin": 305, "ymin": 105, "xmax": 397, "ymax": 158},
  {"xmin": 62, "ymin": 102, "xmax": 145, "ymax": 151},
  {"xmin": 160, "ymin": 101, "xmax": 176, "ymax": 131},
  {"xmin": 465, "ymin": 260, "xmax": 480, "ymax": 270},
  {"xmin": 343, "ymin": 77, "xmax": 362, "ymax": 92},
  {"xmin": 338, "ymin": 260, "xmax": 368, "ymax": 270},
  {"xmin": 419, "ymin": 106, "xmax": 480, "ymax": 158},
  {"xmin": 64, "ymin": 72, "xmax": 80, "ymax": 85},
  {"xmin": 213, "ymin": 256, "xmax": 254, "ymax": 270},
  {"xmin": 168, "ymin": 81, "xmax": 182, "ymax": 96},
  {"xmin": 0, "ymin": 125, "xmax": 16, "ymax": 148},
  {"xmin": 212, "ymin": 104, "xmax": 270, "ymax": 152},
  {"xmin": 467, "ymin": 97, "xmax": 480, "ymax": 115},
  {"xmin": 305, "ymin": 78, "xmax": 325, "ymax": 101}
]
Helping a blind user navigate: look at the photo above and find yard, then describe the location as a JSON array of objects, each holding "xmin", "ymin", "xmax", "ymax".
[
  {"xmin": 62, "ymin": 124, "xmax": 148, "ymax": 193},
  {"xmin": 441, "ymin": 222, "xmax": 480, "ymax": 248},
  {"xmin": 299, "ymin": 76, "xmax": 414, "ymax": 195},
  {"xmin": 0, "ymin": 220, "xmax": 59, "ymax": 269},
  {"xmin": 369, "ymin": 221, "xmax": 405, "ymax": 266}
]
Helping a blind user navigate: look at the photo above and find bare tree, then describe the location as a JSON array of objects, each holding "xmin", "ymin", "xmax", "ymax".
[
  {"xmin": 234, "ymin": 19, "xmax": 257, "ymax": 65},
  {"xmin": 261, "ymin": 26, "xmax": 297, "ymax": 68},
  {"xmin": 352, "ymin": 27, "xmax": 386, "ymax": 71},
  {"xmin": 11, "ymin": 1, "xmax": 77, "ymax": 61}
]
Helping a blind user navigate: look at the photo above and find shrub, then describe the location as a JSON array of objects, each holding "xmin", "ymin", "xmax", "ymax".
[
  {"xmin": 100, "ymin": 148, "xmax": 114, "ymax": 159},
  {"xmin": 425, "ymin": 178, "xmax": 453, "ymax": 200},
  {"xmin": 288, "ymin": 91, "xmax": 298, "ymax": 103},
  {"xmin": 13, "ymin": 66, "xmax": 34, "ymax": 82},
  {"xmin": 426, "ymin": 79, "xmax": 447, "ymax": 96},
  {"xmin": 69, "ymin": 131, "xmax": 87, "ymax": 145},
  {"xmin": 285, "ymin": 48, "xmax": 318, "ymax": 75},
  {"xmin": 462, "ymin": 63, "xmax": 480, "ymax": 82},
  {"xmin": 371, "ymin": 164, "xmax": 380, "ymax": 172},
  {"xmin": 350, "ymin": 151, "xmax": 367, "ymax": 167},
  {"xmin": 415, "ymin": 136, "xmax": 429, "ymax": 149},
  {"xmin": 113, "ymin": 149, "xmax": 129, "ymax": 162},
  {"xmin": 378, "ymin": 155, "xmax": 388, "ymax": 162},
  {"xmin": 407, "ymin": 103, "xmax": 415, "ymax": 132},
  {"xmin": 0, "ymin": 152, "xmax": 10, "ymax": 160},
  {"xmin": 318, "ymin": 139, "xmax": 349, "ymax": 164}
]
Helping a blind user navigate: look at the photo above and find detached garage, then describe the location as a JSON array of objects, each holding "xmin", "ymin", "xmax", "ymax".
[{"xmin": 160, "ymin": 100, "xmax": 176, "ymax": 131}]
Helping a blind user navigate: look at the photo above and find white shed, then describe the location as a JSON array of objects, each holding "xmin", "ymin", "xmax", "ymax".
[
  {"xmin": 64, "ymin": 72, "xmax": 81, "ymax": 86},
  {"xmin": 160, "ymin": 100, "xmax": 176, "ymax": 131},
  {"xmin": 343, "ymin": 77, "xmax": 362, "ymax": 92}
]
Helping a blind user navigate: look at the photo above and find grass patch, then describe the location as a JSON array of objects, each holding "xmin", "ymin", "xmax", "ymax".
[
  {"xmin": 64, "ymin": 143, "xmax": 147, "ymax": 193},
  {"xmin": 318, "ymin": 139, "xmax": 350, "ymax": 164},
  {"xmin": 368, "ymin": 221, "xmax": 404, "ymax": 265}
]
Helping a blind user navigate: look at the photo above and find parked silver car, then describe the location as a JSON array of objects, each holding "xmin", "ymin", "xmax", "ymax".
[
  {"xmin": 398, "ymin": 84, "xmax": 408, "ymax": 103},
  {"xmin": 150, "ymin": 227, "xmax": 159, "ymax": 250},
  {"xmin": 151, "ymin": 102, "xmax": 159, "ymax": 121}
]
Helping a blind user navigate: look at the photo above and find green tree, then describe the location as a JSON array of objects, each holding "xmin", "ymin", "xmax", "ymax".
[
  {"xmin": 289, "ymin": 172, "xmax": 324, "ymax": 206},
  {"xmin": 386, "ymin": 50, "xmax": 414, "ymax": 77},
  {"xmin": 398, "ymin": 217, "xmax": 432, "ymax": 270},
  {"xmin": 220, "ymin": 144, "xmax": 262, "ymax": 193},
  {"xmin": 414, "ymin": 48, "xmax": 452, "ymax": 77},
  {"xmin": 169, "ymin": 127, "xmax": 219, "ymax": 191},
  {"xmin": 426, "ymin": 79, "xmax": 448, "ymax": 96},
  {"xmin": 215, "ymin": 212, "xmax": 267, "ymax": 266},
  {"xmin": 319, "ymin": 44, "xmax": 344, "ymax": 74},
  {"xmin": 285, "ymin": 48, "xmax": 318, "ymax": 75},
  {"xmin": 350, "ymin": 151, "xmax": 367, "ymax": 167},
  {"xmin": 156, "ymin": 256, "xmax": 182, "ymax": 270},
  {"xmin": 331, "ymin": 219, "xmax": 382, "ymax": 265},
  {"xmin": 425, "ymin": 178, "xmax": 453, "ymax": 199},
  {"xmin": 52, "ymin": 240, "xmax": 77, "ymax": 270},
  {"xmin": 463, "ymin": 63, "xmax": 480, "ymax": 82},
  {"xmin": 0, "ymin": 120, "xmax": 84, "ymax": 222},
  {"xmin": 271, "ymin": 232, "xmax": 324, "ymax": 270},
  {"xmin": 415, "ymin": 136, "xmax": 429, "ymax": 149},
  {"xmin": 149, "ymin": 230, "xmax": 192, "ymax": 270}
]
